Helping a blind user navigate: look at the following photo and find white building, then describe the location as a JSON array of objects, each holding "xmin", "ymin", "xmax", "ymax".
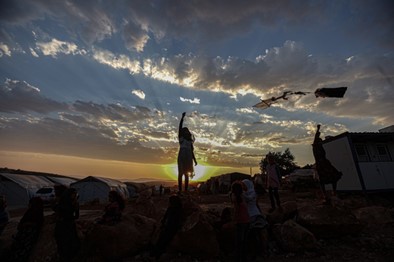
[{"xmin": 322, "ymin": 130, "xmax": 394, "ymax": 192}]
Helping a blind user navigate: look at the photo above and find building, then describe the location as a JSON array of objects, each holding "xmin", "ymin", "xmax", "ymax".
[{"xmin": 322, "ymin": 130, "xmax": 394, "ymax": 192}]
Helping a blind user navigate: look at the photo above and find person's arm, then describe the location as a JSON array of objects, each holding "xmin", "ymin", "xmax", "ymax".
[
  {"xmin": 192, "ymin": 144, "xmax": 198, "ymax": 165},
  {"xmin": 313, "ymin": 124, "xmax": 321, "ymax": 144},
  {"xmin": 178, "ymin": 112, "xmax": 186, "ymax": 138}
]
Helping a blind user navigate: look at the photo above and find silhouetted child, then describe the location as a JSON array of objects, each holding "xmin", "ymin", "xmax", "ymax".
[
  {"xmin": 97, "ymin": 190, "xmax": 125, "ymax": 225},
  {"xmin": 312, "ymin": 124, "xmax": 343, "ymax": 204},
  {"xmin": 242, "ymin": 179, "xmax": 268, "ymax": 258},
  {"xmin": 266, "ymin": 155, "xmax": 281, "ymax": 212},
  {"xmin": 53, "ymin": 186, "xmax": 80, "ymax": 261},
  {"xmin": 177, "ymin": 112, "xmax": 198, "ymax": 192},
  {"xmin": 214, "ymin": 207, "xmax": 234, "ymax": 256},
  {"xmin": 0, "ymin": 195, "xmax": 9, "ymax": 236},
  {"xmin": 231, "ymin": 181, "xmax": 249, "ymax": 262},
  {"xmin": 152, "ymin": 194, "xmax": 183, "ymax": 259},
  {"xmin": 9, "ymin": 197, "xmax": 44, "ymax": 262}
]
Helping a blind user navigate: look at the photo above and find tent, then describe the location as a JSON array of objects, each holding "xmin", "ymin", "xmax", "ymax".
[
  {"xmin": 0, "ymin": 173, "xmax": 54, "ymax": 208},
  {"xmin": 70, "ymin": 176, "xmax": 129, "ymax": 204},
  {"xmin": 46, "ymin": 176, "xmax": 78, "ymax": 186}
]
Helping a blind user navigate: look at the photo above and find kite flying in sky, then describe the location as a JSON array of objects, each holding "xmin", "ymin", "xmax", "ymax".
[{"xmin": 253, "ymin": 87, "xmax": 347, "ymax": 109}]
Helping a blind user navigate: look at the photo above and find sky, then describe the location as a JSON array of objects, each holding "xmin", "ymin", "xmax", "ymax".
[{"xmin": 0, "ymin": 0, "xmax": 393, "ymax": 182}]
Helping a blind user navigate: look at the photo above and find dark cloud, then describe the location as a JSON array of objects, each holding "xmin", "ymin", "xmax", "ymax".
[
  {"xmin": 0, "ymin": 79, "xmax": 68, "ymax": 113},
  {"xmin": 0, "ymin": 116, "xmax": 171, "ymax": 164},
  {"xmin": 72, "ymin": 101, "xmax": 152, "ymax": 122}
]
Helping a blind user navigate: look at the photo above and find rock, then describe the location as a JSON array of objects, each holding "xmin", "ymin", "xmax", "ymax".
[
  {"xmin": 296, "ymin": 205, "xmax": 364, "ymax": 238},
  {"xmin": 179, "ymin": 194, "xmax": 202, "ymax": 217},
  {"xmin": 272, "ymin": 219, "xmax": 318, "ymax": 252},
  {"xmin": 84, "ymin": 213, "xmax": 157, "ymax": 260},
  {"xmin": 352, "ymin": 206, "xmax": 393, "ymax": 224},
  {"xmin": 266, "ymin": 201, "xmax": 298, "ymax": 224},
  {"xmin": 131, "ymin": 194, "xmax": 157, "ymax": 219},
  {"xmin": 168, "ymin": 211, "xmax": 220, "ymax": 259}
]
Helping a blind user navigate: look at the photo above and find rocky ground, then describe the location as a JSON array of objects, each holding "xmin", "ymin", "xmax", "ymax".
[{"xmin": 1, "ymin": 189, "xmax": 394, "ymax": 262}]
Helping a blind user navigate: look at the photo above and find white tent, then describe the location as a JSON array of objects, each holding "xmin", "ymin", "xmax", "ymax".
[
  {"xmin": 70, "ymin": 176, "xmax": 129, "ymax": 204},
  {"xmin": 0, "ymin": 173, "xmax": 54, "ymax": 208}
]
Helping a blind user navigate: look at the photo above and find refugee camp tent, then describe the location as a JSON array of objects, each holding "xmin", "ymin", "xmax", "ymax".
[
  {"xmin": 70, "ymin": 176, "xmax": 129, "ymax": 204},
  {"xmin": 124, "ymin": 181, "xmax": 146, "ymax": 198},
  {"xmin": 0, "ymin": 173, "xmax": 54, "ymax": 208},
  {"xmin": 46, "ymin": 175, "xmax": 78, "ymax": 186}
]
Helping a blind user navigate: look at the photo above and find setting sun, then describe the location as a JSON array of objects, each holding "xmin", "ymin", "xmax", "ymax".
[{"xmin": 163, "ymin": 163, "xmax": 215, "ymax": 181}]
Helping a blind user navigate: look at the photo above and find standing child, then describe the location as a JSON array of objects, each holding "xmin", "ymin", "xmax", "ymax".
[
  {"xmin": 231, "ymin": 181, "xmax": 249, "ymax": 262},
  {"xmin": 266, "ymin": 155, "xmax": 281, "ymax": 212},
  {"xmin": 177, "ymin": 112, "xmax": 198, "ymax": 192}
]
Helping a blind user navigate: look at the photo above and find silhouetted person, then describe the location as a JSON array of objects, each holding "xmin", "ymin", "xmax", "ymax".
[
  {"xmin": 97, "ymin": 190, "xmax": 125, "ymax": 225},
  {"xmin": 0, "ymin": 195, "xmax": 9, "ymax": 236},
  {"xmin": 231, "ymin": 181, "xmax": 249, "ymax": 262},
  {"xmin": 152, "ymin": 194, "xmax": 183, "ymax": 259},
  {"xmin": 53, "ymin": 186, "xmax": 80, "ymax": 261},
  {"xmin": 242, "ymin": 179, "xmax": 268, "ymax": 258},
  {"xmin": 159, "ymin": 184, "xmax": 164, "ymax": 196},
  {"xmin": 9, "ymin": 197, "xmax": 44, "ymax": 262},
  {"xmin": 177, "ymin": 112, "xmax": 197, "ymax": 192},
  {"xmin": 312, "ymin": 124, "xmax": 343, "ymax": 204},
  {"xmin": 266, "ymin": 155, "xmax": 281, "ymax": 212}
]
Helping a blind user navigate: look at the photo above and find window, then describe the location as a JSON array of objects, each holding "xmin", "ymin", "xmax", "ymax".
[
  {"xmin": 355, "ymin": 144, "xmax": 370, "ymax": 162},
  {"xmin": 376, "ymin": 145, "xmax": 392, "ymax": 161}
]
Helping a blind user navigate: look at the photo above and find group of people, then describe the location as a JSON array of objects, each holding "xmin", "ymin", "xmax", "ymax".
[
  {"xmin": 3, "ymin": 186, "xmax": 126, "ymax": 261},
  {"xmin": 230, "ymin": 179, "xmax": 269, "ymax": 261},
  {"xmin": 178, "ymin": 112, "xmax": 342, "ymax": 204}
]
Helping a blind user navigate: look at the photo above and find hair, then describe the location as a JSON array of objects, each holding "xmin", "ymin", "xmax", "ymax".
[
  {"xmin": 108, "ymin": 190, "xmax": 125, "ymax": 211},
  {"xmin": 29, "ymin": 196, "xmax": 44, "ymax": 211},
  {"xmin": 231, "ymin": 181, "xmax": 244, "ymax": 204},
  {"xmin": 181, "ymin": 127, "xmax": 195, "ymax": 142}
]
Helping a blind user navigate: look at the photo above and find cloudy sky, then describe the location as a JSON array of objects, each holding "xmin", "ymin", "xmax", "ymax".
[{"xmin": 0, "ymin": 0, "xmax": 393, "ymax": 181}]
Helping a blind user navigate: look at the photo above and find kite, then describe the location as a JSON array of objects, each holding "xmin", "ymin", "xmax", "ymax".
[{"xmin": 253, "ymin": 87, "xmax": 347, "ymax": 109}]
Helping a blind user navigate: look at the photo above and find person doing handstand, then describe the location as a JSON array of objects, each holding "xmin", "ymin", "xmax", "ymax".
[{"xmin": 177, "ymin": 112, "xmax": 197, "ymax": 192}]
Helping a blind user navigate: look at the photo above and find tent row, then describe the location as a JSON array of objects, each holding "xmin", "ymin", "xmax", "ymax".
[{"xmin": 0, "ymin": 173, "xmax": 138, "ymax": 208}]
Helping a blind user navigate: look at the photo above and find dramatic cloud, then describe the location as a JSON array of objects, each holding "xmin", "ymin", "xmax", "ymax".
[
  {"xmin": 180, "ymin": 97, "xmax": 200, "ymax": 104},
  {"xmin": 36, "ymin": 39, "xmax": 86, "ymax": 58},
  {"xmin": 131, "ymin": 89, "xmax": 146, "ymax": 100},
  {"xmin": 0, "ymin": 79, "xmax": 68, "ymax": 113},
  {"xmin": 0, "ymin": 0, "xmax": 393, "ymax": 173},
  {"xmin": 0, "ymin": 43, "xmax": 11, "ymax": 57}
]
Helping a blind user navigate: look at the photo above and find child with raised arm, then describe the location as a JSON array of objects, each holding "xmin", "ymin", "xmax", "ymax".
[{"xmin": 177, "ymin": 112, "xmax": 197, "ymax": 192}]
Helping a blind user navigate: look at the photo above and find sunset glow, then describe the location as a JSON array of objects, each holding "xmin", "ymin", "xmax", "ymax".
[{"xmin": 1, "ymin": 1, "xmax": 393, "ymax": 182}]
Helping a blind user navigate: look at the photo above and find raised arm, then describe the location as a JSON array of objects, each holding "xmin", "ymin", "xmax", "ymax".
[
  {"xmin": 313, "ymin": 124, "xmax": 321, "ymax": 144},
  {"xmin": 178, "ymin": 112, "xmax": 186, "ymax": 138}
]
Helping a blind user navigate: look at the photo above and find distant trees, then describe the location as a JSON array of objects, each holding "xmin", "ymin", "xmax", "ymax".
[{"xmin": 259, "ymin": 148, "xmax": 299, "ymax": 176}]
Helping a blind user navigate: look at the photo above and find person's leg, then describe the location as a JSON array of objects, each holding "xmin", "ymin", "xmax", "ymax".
[
  {"xmin": 332, "ymin": 181, "xmax": 338, "ymax": 196},
  {"xmin": 184, "ymin": 174, "xmax": 189, "ymax": 191},
  {"xmin": 273, "ymin": 187, "xmax": 280, "ymax": 207},
  {"xmin": 268, "ymin": 187, "xmax": 275, "ymax": 211},
  {"xmin": 236, "ymin": 223, "xmax": 249, "ymax": 262},
  {"xmin": 178, "ymin": 173, "xmax": 183, "ymax": 192},
  {"xmin": 320, "ymin": 182, "xmax": 330, "ymax": 204}
]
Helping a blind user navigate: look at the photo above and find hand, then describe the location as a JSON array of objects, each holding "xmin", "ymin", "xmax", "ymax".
[
  {"xmin": 194, "ymin": 161, "xmax": 198, "ymax": 166},
  {"xmin": 317, "ymin": 124, "xmax": 321, "ymax": 130},
  {"xmin": 182, "ymin": 112, "xmax": 186, "ymax": 118}
]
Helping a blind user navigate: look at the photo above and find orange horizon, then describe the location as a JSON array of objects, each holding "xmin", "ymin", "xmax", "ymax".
[{"xmin": 0, "ymin": 151, "xmax": 259, "ymax": 182}]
